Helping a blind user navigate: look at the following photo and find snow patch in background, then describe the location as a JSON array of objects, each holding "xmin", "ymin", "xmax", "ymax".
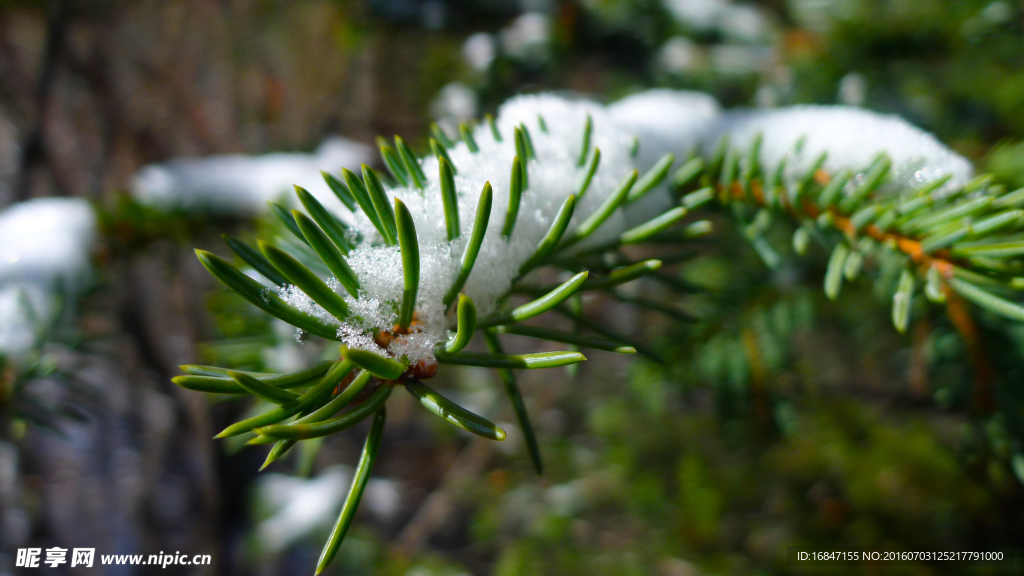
[
  {"xmin": 254, "ymin": 465, "xmax": 400, "ymax": 555},
  {"xmin": 663, "ymin": 0, "xmax": 770, "ymax": 41},
  {"xmin": 132, "ymin": 136, "xmax": 372, "ymax": 216},
  {"xmin": 656, "ymin": 37, "xmax": 702, "ymax": 75},
  {"xmin": 663, "ymin": 0, "xmax": 730, "ymax": 30},
  {"xmin": 462, "ymin": 32, "xmax": 496, "ymax": 72},
  {"xmin": 838, "ymin": 72, "xmax": 867, "ymax": 107},
  {"xmin": 0, "ymin": 198, "xmax": 96, "ymax": 357},
  {"xmin": 500, "ymin": 12, "xmax": 551, "ymax": 62},
  {"xmin": 430, "ymin": 82, "xmax": 479, "ymax": 123}
]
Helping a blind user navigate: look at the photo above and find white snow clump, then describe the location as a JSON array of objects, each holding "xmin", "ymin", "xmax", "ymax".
[
  {"xmin": 282, "ymin": 94, "xmax": 672, "ymax": 364},
  {"xmin": 607, "ymin": 89, "xmax": 722, "ymax": 226},
  {"xmin": 698, "ymin": 105, "xmax": 974, "ymax": 194}
]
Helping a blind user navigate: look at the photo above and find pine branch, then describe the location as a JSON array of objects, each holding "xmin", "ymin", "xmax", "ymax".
[
  {"xmin": 175, "ymin": 101, "xmax": 699, "ymax": 572},
  {"xmin": 680, "ymin": 137, "xmax": 1024, "ymax": 334}
]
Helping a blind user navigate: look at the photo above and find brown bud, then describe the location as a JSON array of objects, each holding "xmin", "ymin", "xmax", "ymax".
[{"xmin": 409, "ymin": 357, "xmax": 438, "ymax": 379}]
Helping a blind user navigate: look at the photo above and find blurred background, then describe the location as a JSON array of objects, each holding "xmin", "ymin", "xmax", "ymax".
[{"xmin": 1, "ymin": 0, "xmax": 1024, "ymax": 574}]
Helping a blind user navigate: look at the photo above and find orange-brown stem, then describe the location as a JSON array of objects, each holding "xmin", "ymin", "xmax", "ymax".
[
  {"xmin": 943, "ymin": 286, "xmax": 993, "ymax": 414},
  {"xmin": 724, "ymin": 174, "xmax": 960, "ymax": 279},
  {"xmin": 910, "ymin": 318, "xmax": 932, "ymax": 399},
  {"xmin": 369, "ymin": 313, "xmax": 438, "ymax": 380},
  {"xmin": 720, "ymin": 174, "xmax": 992, "ymax": 413},
  {"xmin": 741, "ymin": 326, "xmax": 772, "ymax": 427}
]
